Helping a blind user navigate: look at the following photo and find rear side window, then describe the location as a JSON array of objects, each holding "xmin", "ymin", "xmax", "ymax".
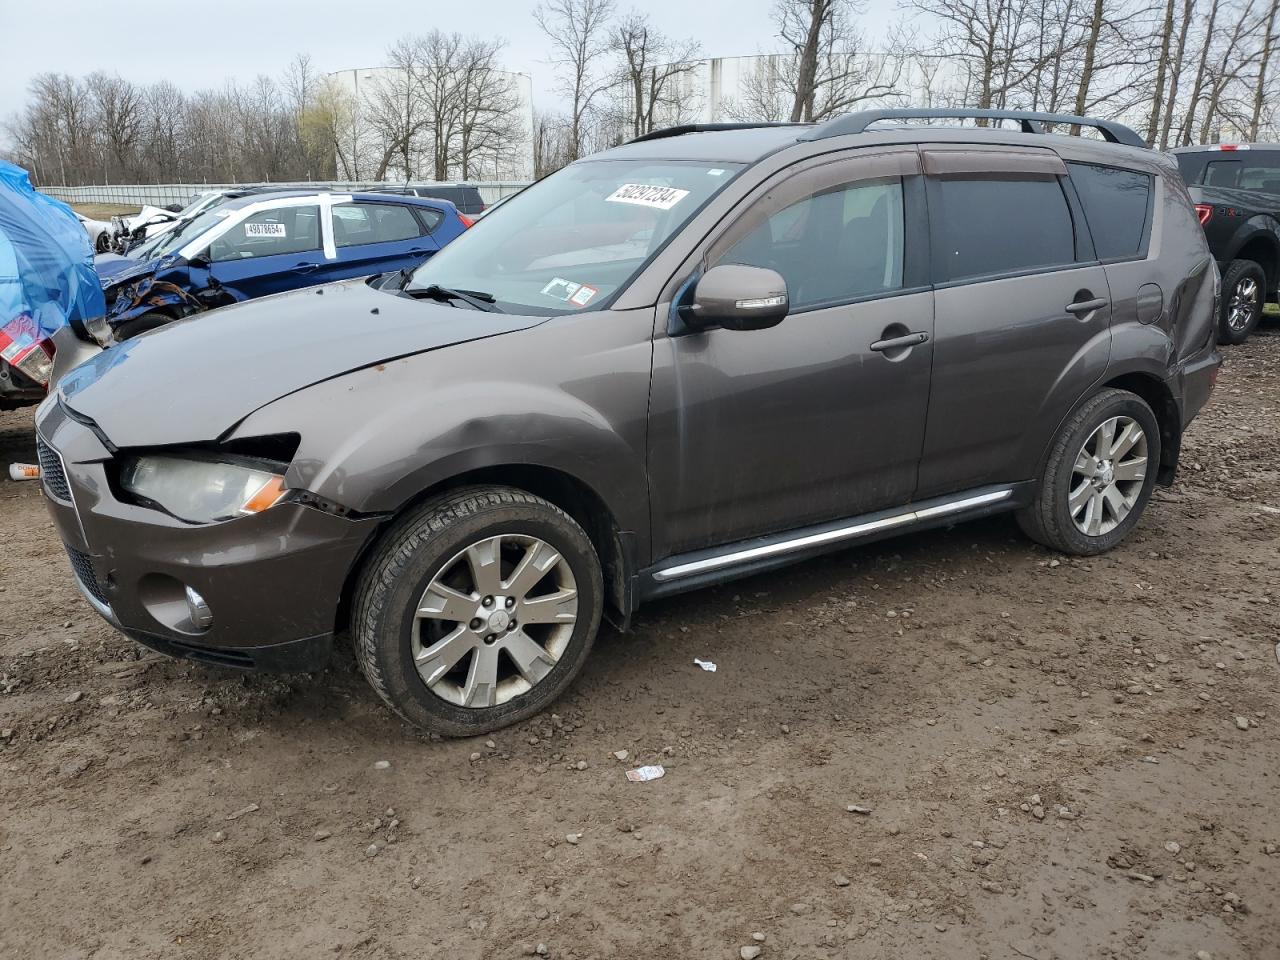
[
  {"xmin": 1203, "ymin": 155, "xmax": 1280, "ymax": 196},
  {"xmin": 932, "ymin": 177, "xmax": 1075, "ymax": 282},
  {"xmin": 332, "ymin": 202, "xmax": 423, "ymax": 248},
  {"xmin": 1067, "ymin": 162, "xmax": 1152, "ymax": 261}
]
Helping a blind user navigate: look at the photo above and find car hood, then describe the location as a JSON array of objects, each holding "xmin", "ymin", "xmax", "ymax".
[
  {"xmin": 57, "ymin": 279, "xmax": 549, "ymax": 448},
  {"xmin": 95, "ymin": 253, "xmax": 155, "ymax": 288}
]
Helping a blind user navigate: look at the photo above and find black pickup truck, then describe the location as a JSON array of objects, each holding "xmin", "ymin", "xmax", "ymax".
[{"xmin": 1174, "ymin": 144, "xmax": 1280, "ymax": 344}]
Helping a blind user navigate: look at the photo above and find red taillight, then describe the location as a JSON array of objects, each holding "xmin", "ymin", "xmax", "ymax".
[
  {"xmin": 1195, "ymin": 203, "xmax": 1213, "ymax": 225},
  {"xmin": 458, "ymin": 213, "xmax": 475, "ymax": 229},
  {"xmin": 1218, "ymin": 143, "xmax": 1242, "ymax": 151},
  {"xmin": 0, "ymin": 314, "xmax": 55, "ymax": 386}
]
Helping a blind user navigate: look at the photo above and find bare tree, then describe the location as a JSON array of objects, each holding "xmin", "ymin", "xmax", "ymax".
[
  {"xmin": 611, "ymin": 12, "xmax": 701, "ymax": 137},
  {"xmin": 1249, "ymin": 0, "xmax": 1280, "ymax": 137},
  {"xmin": 535, "ymin": 0, "xmax": 617, "ymax": 160}
]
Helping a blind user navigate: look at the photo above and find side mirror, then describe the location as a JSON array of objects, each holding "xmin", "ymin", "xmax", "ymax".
[
  {"xmin": 187, "ymin": 253, "xmax": 211, "ymax": 269},
  {"xmin": 682, "ymin": 264, "xmax": 789, "ymax": 332}
]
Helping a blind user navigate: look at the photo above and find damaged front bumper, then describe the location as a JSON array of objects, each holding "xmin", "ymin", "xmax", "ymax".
[{"xmin": 36, "ymin": 396, "xmax": 381, "ymax": 672}]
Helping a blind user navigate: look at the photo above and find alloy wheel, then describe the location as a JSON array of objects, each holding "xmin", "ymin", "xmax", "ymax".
[
  {"xmin": 1068, "ymin": 415, "xmax": 1149, "ymax": 537},
  {"xmin": 412, "ymin": 534, "xmax": 578, "ymax": 708},
  {"xmin": 1228, "ymin": 276, "xmax": 1260, "ymax": 331}
]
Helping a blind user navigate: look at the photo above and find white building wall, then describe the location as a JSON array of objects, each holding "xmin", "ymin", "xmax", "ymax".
[{"xmin": 654, "ymin": 53, "xmax": 965, "ymax": 127}]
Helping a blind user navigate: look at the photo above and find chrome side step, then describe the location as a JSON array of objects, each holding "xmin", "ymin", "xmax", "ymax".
[{"xmin": 650, "ymin": 487, "xmax": 1014, "ymax": 584}]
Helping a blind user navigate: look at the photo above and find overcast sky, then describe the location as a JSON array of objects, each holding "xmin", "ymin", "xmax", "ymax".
[{"xmin": 0, "ymin": 0, "xmax": 901, "ymax": 145}]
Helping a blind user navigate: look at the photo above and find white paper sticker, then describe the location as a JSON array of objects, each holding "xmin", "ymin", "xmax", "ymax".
[
  {"xmin": 541, "ymin": 277, "xmax": 580, "ymax": 301},
  {"xmin": 245, "ymin": 222, "xmax": 286, "ymax": 238},
  {"xmin": 605, "ymin": 183, "xmax": 690, "ymax": 210},
  {"xmin": 707, "ymin": 168, "xmax": 727, "ymax": 176},
  {"xmin": 626, "ymin": 765, "xmax": 666, "ymax": 782},
  {"xmin": 568, "ymin": 284, "xmax": 598, "ymax": 307}
]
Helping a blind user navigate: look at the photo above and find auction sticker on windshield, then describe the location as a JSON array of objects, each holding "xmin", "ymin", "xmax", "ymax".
[{"xmin": 606, "ymin": 183, "xmax": 690, "ymax": 210}]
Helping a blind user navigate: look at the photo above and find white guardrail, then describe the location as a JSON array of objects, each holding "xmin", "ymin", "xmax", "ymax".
[{"xmin": 40, "ymin": 181, "xmax": 531, "ymax": 208}]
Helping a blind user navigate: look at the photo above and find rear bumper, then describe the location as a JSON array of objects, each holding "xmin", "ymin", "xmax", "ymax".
[
  {"xmin": 36, "ymin": 398, "xmax": 380, "ymax": 671},
  {"xmin": 1175, "ymin": 346, "xmax": 1221, "ymax": 429},
  {"xmin": 0, "ymin": 359, "xmax": 44, "ymax": 407}
]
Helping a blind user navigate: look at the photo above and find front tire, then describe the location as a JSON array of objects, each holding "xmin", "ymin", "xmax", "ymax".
[
  {"xmin": 352, "ymin": 486, "xmax": 603, "ymax": 736},
  {"xmin": 1218, "ymin": 259, "xmax": 1266, "ymax": 345},
  {"xmin": 1017, "ymin": 388, "xmax": 1161, "ymax": 556}
]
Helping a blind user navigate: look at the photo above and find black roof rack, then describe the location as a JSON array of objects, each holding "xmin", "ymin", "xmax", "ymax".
[
  {"xmin": 802, "ymin": 109, "xmax": 1147, "ymax": 148},
  {"xmin": 629, "ymin": 122, "xmax": 807, "ymax": 144}
]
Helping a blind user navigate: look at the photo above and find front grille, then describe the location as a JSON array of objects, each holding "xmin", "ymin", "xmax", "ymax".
[
  {"xmin": 66, "ymin": 546, "xmax": 110, "ymax": 607},
  {"xmin": 37, "ymin": 436, "xmax": 71, "ymax": 502}
]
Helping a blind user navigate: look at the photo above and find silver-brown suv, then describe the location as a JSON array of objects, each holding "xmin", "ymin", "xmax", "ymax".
[{"xmin": 38, "ymin": 109, "xmax": 1220, "ymax": 735}]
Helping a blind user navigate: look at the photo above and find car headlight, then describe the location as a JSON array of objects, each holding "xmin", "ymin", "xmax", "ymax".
[{"xmin": 119, "ymin": 455, "xmax": 286, "ymax": 523}]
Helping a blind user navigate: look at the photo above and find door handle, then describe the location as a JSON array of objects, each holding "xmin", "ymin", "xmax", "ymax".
[
  {"xmin": 870, "ymin": 331, "xmax": 930, "ymax": 352},
  {"xmin": 293, "ymin": 263, "xmax": 319, "ymax": 274},
  {"xmin": 1066, "ymin": 297, "xmax": 1108, "ymax": 315}
]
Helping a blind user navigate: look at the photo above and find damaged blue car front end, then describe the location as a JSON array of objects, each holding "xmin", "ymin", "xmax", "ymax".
[{"xmin": 97, "ymin": 252, "xmax": 220, "ymax": 337}]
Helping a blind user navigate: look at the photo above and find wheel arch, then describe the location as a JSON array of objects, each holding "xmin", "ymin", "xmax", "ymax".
[
  {"xmin": 334, "ymin": 463, "xmax": 637, "ymax": 641},
  {"xmin": 1099, "ymin": 371, "xmax": 1180, "ymax": 485},
  {"xmin": 1230, "ymin": 230, "xmax": 1280, "ymax": 297}
]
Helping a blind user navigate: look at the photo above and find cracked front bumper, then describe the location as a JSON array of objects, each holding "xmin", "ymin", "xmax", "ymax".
[{"xmin": 36, "ymin": 397, "xmax": 381, "ymax": 671}]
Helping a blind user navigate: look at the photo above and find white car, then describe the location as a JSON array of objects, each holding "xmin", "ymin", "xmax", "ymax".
[
  {"xmin": 76, "ymin": 213, "xmax": 112, "ymax": 253},
  {"xmin": 112, "ymin": 188, "xmax": 300, "ymax": 251}
]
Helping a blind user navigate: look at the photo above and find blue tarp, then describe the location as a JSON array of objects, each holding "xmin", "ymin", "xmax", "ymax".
[{"xmin": 0, "ymin": 160, "xmax": 105, "ymax": 345}]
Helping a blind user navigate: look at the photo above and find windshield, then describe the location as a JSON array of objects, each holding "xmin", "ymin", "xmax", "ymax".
[
  {"xmin": 138, "ymin": 207, "xmax": 233, "ymax": 260},
  {"xmin": 407, "ymin": 159, "xmax": 744, "ymax": 314}
]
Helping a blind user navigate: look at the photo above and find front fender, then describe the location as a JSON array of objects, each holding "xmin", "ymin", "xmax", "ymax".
[
  {"xmin": 232, "ymin": 321, "xmax": 654, "ymax": 558},
  {"xmin": 106, "ymin": 270, "xmax": 206, "ymax": 327}
]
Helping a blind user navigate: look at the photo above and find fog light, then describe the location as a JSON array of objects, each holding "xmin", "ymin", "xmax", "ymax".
[{"xmin": 185, "ymin": 586, "xmax": 213, "ymax": 630}]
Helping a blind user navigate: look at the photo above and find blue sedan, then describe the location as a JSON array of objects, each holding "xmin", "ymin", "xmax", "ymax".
[{"xmin": 95, "ymin": 190, "xmax": 471, "ymax": 339}]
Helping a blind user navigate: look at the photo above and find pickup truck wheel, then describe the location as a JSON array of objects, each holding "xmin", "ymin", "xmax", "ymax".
[
  {"xmin": 1017, "ymin": 388, "xmax": 1161, "ymax": 557},
  {"xmin": 1218, "ymin": 259, "xmax": 1266, "ymax": 345},
  {"xmin": 352, "ymin": 486, "xmax": 603, "ymax": 736}
]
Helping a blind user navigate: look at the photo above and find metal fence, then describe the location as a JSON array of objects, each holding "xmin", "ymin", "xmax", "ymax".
[{"xmin": 40, "ymin": 181, "xmax": 531, "ymax": 208}]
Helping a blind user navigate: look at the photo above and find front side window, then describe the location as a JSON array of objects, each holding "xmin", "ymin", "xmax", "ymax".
[
  {"xmin": 408, "ymin": 160, "xmax": 744, "ymax": 314},
  {"xmin": 332, "ymin": 202, "xmax": 424, "ymax": 248},
  {"xmin": 208, "ymin": 206, "xmax": 321, "ymax": 261},
  {"xmin": 1067, "ymin": 162, "xmax": 1152, "ymax": 261},
  {"xmin": 933, "ymin": 177, "xmax": 1075, "ymax": 282},
  {"xmin": 713, "ymin": 177, "xmax": 905, "ymax": 310}
]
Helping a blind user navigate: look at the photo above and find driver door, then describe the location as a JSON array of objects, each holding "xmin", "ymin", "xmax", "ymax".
[
  {"xmin": 206, "ymin": 205, "xmax": 326, "ymax": 300},
  {"xmin": 647, "ymin": 148, "xmax": 935, "ymax": 557}
]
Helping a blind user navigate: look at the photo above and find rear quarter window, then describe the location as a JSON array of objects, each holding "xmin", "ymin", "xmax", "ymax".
[
  {"xmin": 1067, "ymin": 162, "xmax": 1153, "ymax": 261},
  {"xmin": 932, "ymin": 176, "xmax": 1076, "ymax": 282}
]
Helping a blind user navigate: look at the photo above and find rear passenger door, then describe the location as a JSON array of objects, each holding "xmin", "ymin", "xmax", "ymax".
[
  {"xmin": 322, "ymin": 201, "xmax": 440, "ymax": 283},
  {"xmin": 915, "ymin": 146, "xmax": 1113, "ymax": 498}
]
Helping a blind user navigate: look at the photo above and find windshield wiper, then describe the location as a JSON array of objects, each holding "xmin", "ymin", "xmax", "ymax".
[{"xmin": 405, "ymin": 283, "xmax": 503, "ymax": 313}]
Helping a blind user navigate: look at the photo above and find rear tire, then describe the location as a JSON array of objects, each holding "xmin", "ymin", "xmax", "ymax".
[
  {"xmin": 1218, "ymin": 259, "xmax": 1265, "ymax": 345},
  {"xmin": 352, "ymin": 486, "xmax": 603, "ymax": 736},
  {"xmin": 1017, "ymin": 388, "xmax": 1161, "ymax": 556}
]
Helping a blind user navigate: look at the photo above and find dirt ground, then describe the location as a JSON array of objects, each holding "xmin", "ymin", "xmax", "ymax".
[
  {"xmin": 2, "ymin": 332, "xmax": 1279, "ymax": 960},
  {"xmin": 70, "ymin": 203, "xmax": 139, "ymax": 221}
]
